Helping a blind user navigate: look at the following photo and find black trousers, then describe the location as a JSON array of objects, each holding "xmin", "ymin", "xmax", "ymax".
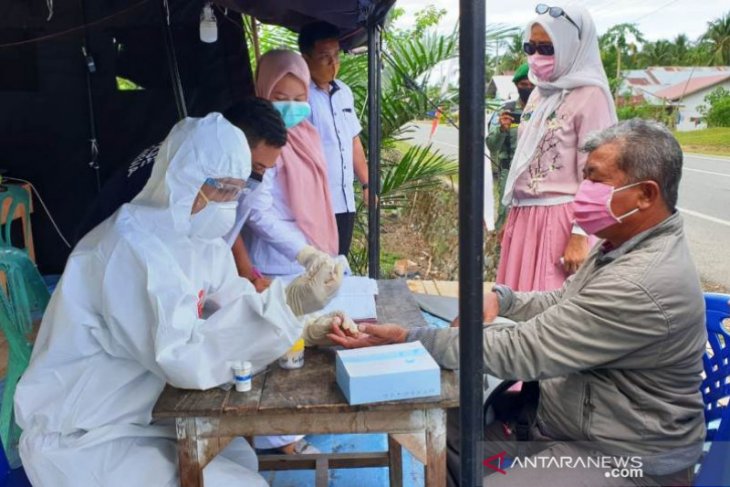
[{"xmin": 335, "ymin": 211, "xmax": 355, "ymax": 256}]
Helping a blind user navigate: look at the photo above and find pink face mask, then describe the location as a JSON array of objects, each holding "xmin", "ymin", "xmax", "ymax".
[
  {"xmin": 573, "ymin": 180, "xmax": 642, "ymax": 235},
  {"xmin": 528, "ymin": 54, "xmax": 555, "ymax": 81}
]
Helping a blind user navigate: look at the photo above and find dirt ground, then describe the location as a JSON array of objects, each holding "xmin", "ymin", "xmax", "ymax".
[{"xmin": 382, "ymin": 207, "xmax": 730, "ymax": 294}]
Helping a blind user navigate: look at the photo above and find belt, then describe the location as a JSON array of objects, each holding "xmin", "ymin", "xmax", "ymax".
[{"xmin": 511, "ymin": 195, "xmax": 574, "ymax": 207}]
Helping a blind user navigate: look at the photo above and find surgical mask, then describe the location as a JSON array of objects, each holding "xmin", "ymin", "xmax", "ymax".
[
  {"xmin": 573, "ymin": 180, "xmax": 642, "ymax": 235},
  {"xmin": 518, "ymin": 86, "xmax": 534, "ymax": 104},
  {"xmin": 189, "ymin": 200, "xmax": 238, "ymax": 240},
  {"xmin": 272, "ymin": 101, "xmax": 311, "ymax": 129},
  {"xmin": 527, "ymin": 54, "xmax": 555, "ymax": 81}
]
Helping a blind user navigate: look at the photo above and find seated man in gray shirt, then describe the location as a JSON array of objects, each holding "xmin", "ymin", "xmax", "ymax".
[{"xmin": 329, "ymin": 119, "xmax": 706, "ymax": 487}]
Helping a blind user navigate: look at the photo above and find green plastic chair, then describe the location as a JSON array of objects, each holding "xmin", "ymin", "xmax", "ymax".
[
  {"xmin": 0, "ymin": 246, "xmax": 50, "ymax": 468},
  {"xmin": 0, "ymin": 185, "xmax": 33, "ymax": 254}
]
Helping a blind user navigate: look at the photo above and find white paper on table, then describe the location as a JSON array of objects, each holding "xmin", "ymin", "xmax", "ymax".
[{"xmin": 276, "ymin": 275, "xmax": 379, "ymax": 321}]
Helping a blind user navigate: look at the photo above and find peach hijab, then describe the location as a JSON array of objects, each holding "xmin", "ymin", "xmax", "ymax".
[{"xmin": 255, "ymin": 49, "xmax": 338, "ymax": 255}]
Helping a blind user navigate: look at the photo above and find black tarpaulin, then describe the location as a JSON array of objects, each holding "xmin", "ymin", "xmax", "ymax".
[
  {"xmin": 215, "ymin": 0, "xmax": 395, "ymax": 50},
  {"xmin": 0, "ymin": 0, "xmax": 251, "ymax": 274},
  {"xmin": 0, "ymin": 0, "xmax": 394, "ymax": 274}
]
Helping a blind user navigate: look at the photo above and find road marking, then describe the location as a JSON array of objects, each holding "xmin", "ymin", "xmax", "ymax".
[
  {"xmin": 685, "ymin": 153, "xmax": 730, "ymax": 162},
  {"xmin": 684, "ymin": 167, "xmax": 730, "ymax": 178},
  {"xmin": 432, "ymin": 140, "xmax": 459, "ymax": 149},
  {"xmin": 678, "ymin": 207, "xmax": 730, "ymax": 228}
]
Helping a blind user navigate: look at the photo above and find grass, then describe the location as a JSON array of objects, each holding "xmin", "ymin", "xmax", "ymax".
[{"xmin": 674, "ymin": 128, "xmax": 730, "ymax": 157}]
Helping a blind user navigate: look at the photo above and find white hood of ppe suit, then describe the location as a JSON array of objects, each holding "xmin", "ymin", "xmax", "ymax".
[
  {"xmin": 130, "ymin": 113, "xmax": 251, "ymax": 237},
  {"xmin": 13, "ymin": 114, "xmax": 300, "ymax": 487}
]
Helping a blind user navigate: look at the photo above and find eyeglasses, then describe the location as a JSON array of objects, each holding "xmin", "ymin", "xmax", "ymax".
[
  {"xmin": 201, "ymin": 177, "xmax": 245, "ymax": 202},
  {"xmin": 535, "ymin": 4, "xmax": 582, "ymax": 40},
  {"xmin": 523, "ymin": 41, "xmax": 555, "ymax": 56}
]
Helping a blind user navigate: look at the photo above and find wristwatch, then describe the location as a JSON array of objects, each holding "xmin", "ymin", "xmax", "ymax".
[{"xmin": 361, "ymin": 183, "xmax": 369, "ymax": 191}]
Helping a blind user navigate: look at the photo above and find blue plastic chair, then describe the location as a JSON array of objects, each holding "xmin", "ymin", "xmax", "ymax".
[{"xmin": 694, "ymin": 293, "xmax": 730, "ymax": 487}]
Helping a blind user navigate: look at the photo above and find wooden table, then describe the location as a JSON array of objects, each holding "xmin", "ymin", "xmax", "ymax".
[{"xmin": 153, "ymin": 280, "xmax": 459, "ymax": 487}]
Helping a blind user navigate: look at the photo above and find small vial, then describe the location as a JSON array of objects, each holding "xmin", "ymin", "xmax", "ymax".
[
  {"xmin": 232, "ymin": 361, "xmax": 252, "ymax": 392},
  {"xmin": 279, "ymin": 338, "xmax": 305, "ymax": 369}
]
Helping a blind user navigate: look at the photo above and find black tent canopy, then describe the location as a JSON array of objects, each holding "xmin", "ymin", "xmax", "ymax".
[{"xmin": 0, "ymin": 0, "xmax": 393, "ymax": 273}]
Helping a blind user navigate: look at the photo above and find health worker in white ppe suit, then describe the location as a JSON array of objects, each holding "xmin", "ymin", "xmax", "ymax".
[{"xmin": 14, "ymin": 112, "xmax": 341, "ymax": 486}]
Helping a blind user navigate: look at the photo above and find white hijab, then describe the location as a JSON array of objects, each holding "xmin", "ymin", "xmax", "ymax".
[{"xmin": 502, "ymin": 4, "xmax": 617, "ymax": 206}]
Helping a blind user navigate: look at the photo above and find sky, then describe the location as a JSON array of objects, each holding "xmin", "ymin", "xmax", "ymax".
[{"xmin": 392, "ymin": 0, "xmax": 729, "ymax": 42}]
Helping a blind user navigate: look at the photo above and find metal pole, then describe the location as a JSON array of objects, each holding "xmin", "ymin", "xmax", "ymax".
[
  {"xmin": 367, "ymin": 18, "xmax": 381, "ymax": 279},
  {"xmin": 458, "ymin": 0, "xmax": 486, "ymax": 485},
  {"xmin": 160, "ymin": 0, "xmax": 188, "ymax": 119}
]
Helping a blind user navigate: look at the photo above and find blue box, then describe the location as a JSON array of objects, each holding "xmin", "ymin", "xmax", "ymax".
[{"xmin": 335, "ymin": 341, "xmax": 441, "ymax": 405}]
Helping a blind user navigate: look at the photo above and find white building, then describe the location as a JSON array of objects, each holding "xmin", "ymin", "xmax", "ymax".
[
  {"xmin": 486, "ymin": 75, "xmax": 518, "ymax": 102},
  {"xmin": 619, "ymin": 66, "xmax": 730, "ymax": 131}
]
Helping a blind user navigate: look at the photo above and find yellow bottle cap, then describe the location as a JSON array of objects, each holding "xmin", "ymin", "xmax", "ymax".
[{"xmin": 290, "ymin": 338, "xmax": 305, "ymax": 352}]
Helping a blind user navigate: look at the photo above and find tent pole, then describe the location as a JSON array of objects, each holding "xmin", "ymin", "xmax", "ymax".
[
  {"xmin": 458, "ymin": 0, "xmax": 486, "ymax": 485},
  {"xmin": 160, "ymin": 0, "xmax": 187, "ymax": 119},
  {"xmin": 366, "ymin": 16, "xmax": 381, "ymax": 279}
]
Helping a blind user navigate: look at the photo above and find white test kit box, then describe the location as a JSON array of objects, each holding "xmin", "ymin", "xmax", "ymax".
[{"xmin": 335, "ymin": 341, "xmax": 441, "ymax": 405}]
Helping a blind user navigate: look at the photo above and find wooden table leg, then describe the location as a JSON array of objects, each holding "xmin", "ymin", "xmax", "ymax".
[
  {"xmin": 315, "ymin": 457, "xmax": 329, "ymax": 487},
  {"xmin": 424, "ymin": 408, "xmax": 447, "ymax": 487},
  {"xmin": 177, "ymin": 418, "xmax": 205, "ymax": 487},
  {"xmin": 175, "ymin": 417, "xmax": 224, "ymax": 487},
  {"xmin": 387, "ymin": 434, "xmax": 404, "ymax": 487}
]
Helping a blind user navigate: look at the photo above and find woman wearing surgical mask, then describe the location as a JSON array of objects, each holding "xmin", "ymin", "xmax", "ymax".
[
  {"xmin": 244, "ymin": 49, "xmax": 338, "ymax": 455},
  {"xmin": 244, "ymin": 49, "xmax": 340, "ymax": 280},
  {"xmin": 497, "ymin": 4, "xmax": 617, "ymax": 291}
]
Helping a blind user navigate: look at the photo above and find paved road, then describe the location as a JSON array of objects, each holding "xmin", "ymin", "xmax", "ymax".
[{"xmin": 409, "ymin": 121, "xmax": 730, "ymax": 290}]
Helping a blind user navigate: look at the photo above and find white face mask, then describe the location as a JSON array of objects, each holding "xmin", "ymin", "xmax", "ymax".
[{"xmin": 189, "ymin": 200, "xmax": 238, "ymax": 240}]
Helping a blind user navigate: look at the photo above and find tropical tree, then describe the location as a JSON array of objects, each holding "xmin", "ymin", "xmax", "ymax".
[
  {"xmin": 671, "ymin": 34, "xmax": 691, "ymax": 65},
  {"xmin": 639, "ymin": 40, "xmax": 675, "ymax": 67},
  {"xmin": 600, "ymin": 23, "xmax": 645, "ymax": 96},
  {"xmin": 701, "ymin": 12, "xmax": 730, "ymax": 65}
]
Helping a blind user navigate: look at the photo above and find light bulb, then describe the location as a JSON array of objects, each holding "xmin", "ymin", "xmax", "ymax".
[{"xmin": 200, "ymin": 3, "xmax": 218, "ymax": 43}]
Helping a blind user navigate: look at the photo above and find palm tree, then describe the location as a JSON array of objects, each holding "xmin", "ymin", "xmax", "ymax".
[
  {"xmin": 672, "ymin": 34, "xmax": 691, "ymax": 65},
  {"xmin": 702, "ymin": 12, "xmax": 730, "ymax": 65},
  {"xmin": 639, "ymin": 40, "xmax": 675, "ymax": 67},
  {"xmin": 600, "ymin": 23, "xmax": 645, "ymax": 97}
]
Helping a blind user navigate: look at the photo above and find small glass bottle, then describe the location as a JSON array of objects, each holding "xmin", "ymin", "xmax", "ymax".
[{"xmin": 279, "ymin": 338, "xmax": 305, "ymax": 369}]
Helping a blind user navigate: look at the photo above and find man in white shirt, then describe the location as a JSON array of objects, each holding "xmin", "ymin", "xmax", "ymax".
[{"xmin": 299, "ymin": 22, "xmax": 370, "ymax": 256}]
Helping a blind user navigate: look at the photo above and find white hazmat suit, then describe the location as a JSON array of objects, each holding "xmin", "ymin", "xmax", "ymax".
[{"xmin": 14, "ymin": 113, "xmax": 303, "ymax": 486}]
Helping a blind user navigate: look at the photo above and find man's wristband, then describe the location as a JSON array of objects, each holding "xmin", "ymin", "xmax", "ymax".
[
  {"xmin": 361, "ymin": 183, "xmax": 369, "ymax": 191},
  {"xmin": 251, "ymin": 267, "xmax": 263, "ymax": 280}
]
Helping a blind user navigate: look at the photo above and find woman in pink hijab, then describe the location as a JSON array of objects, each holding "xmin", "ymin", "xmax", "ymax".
[{"xmin": 244, "ymin": 49, "xmax": 340, "ymax": 277}]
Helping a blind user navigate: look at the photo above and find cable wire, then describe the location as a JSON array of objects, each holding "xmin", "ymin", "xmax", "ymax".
[{"xmin": 5, "ymin": 177, "xmax": 72, "ymax": 249}]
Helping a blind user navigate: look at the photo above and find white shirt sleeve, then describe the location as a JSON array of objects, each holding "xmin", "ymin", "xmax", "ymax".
[{"xmin": 245, "ymin": 164, "xmax": 308, "ymax": 261}]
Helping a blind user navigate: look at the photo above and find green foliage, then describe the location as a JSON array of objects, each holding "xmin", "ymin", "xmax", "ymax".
[
  {"xmin": 616, "ymin": 101, "xmax": 676, "ymax": 127},
  {"xmin": 702, "ymin": 12, "xmax": 730, "ymax": 65},
  {"xmin": 698, "ymin": 87, "xmax": 730, "ymax": 116},
  {"xmin": 706, "ymin": 97, "xmax": 730, "ymax": 128}
]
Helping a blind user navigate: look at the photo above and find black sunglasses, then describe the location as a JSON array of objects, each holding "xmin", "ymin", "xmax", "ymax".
[
  {"xmin": 535, "ymin": 3, "xmax": 582, "ymax": 40},
  {"xmin": 523, "ymin": 41, "xmax": 555, "ymax": 56}
]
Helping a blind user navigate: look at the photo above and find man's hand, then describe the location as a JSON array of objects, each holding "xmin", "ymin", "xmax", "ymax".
[
  {"xmin": 499, "ymin": 112, "xmax": 514, "ymax": 132},
  {"xmin": 450, "ymin": 291, "xmax": 500, "ymax": 327},
  {"xmin": 362, "ymin": 188, "xmax": 379, "ymax": 208},
  {"xmin": 562, "ymin": 234, "xmax": 589, "ymax": 274},
  {"xmin": 327, "ymin": 323, "xmax": 407, "ymax": 349},
  {"xmin": 252, "ymin": 276, "xmax": 271, "ymax": 293}
]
